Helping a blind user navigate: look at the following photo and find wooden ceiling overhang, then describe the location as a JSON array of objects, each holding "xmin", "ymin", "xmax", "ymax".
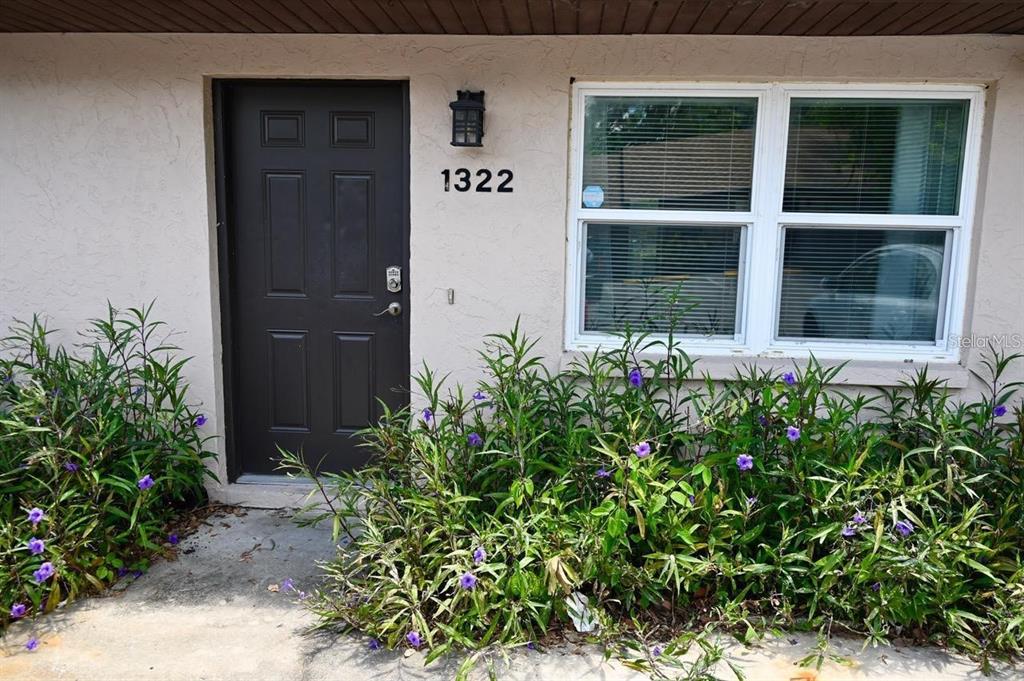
[{"xmin": 2, "ymin": 1, "xmax": 1023, "ymax": 36}]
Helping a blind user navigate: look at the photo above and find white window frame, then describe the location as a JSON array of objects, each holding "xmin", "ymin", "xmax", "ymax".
[{"xmin": 565, "ymin": 81, "xmax": 985, "ymax": 362}]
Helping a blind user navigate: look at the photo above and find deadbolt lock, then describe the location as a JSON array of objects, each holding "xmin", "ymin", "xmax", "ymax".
[{"xmin": 386, "ymin": 265, "xmax": 402, "ymax": 293}]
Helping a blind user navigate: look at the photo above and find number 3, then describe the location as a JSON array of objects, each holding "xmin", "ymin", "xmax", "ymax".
[{"xmin": 454, "ymin": 168, "xmax": 471, "ymax": 192}]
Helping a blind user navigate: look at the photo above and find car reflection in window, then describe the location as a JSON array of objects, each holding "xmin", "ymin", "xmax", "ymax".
[{"xmin": 802, "ymin": 244, "xmax": 943, "ymax": 342}]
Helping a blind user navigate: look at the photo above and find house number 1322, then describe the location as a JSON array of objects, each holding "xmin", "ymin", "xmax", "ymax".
[{"xmin": 442, "ymin": 168, "xmax": 514, "ymax": 193}]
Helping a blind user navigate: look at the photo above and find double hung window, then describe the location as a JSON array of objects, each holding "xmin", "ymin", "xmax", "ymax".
[{"xmin": 567, "ymin": 83, "xmax": 982, "ymax": 360}]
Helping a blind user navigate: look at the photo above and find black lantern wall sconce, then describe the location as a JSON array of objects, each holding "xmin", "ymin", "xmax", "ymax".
[{"xmin": 449, "ymin": 90, "xmax": 485, "ymax": 147}]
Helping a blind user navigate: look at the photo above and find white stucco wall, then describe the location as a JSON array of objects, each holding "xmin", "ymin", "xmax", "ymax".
[{"xmin": 1, "ymin": 34, "xmax": 1022, "ymax": 499}]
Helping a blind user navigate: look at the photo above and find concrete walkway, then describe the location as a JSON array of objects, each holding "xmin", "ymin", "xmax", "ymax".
[{"xmin": 0, "ymin": 508, "xmax": 1015, "ymax": 680}]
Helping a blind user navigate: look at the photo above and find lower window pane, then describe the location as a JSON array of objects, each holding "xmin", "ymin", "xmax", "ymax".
[
  {"xmin": 778, "ymin": 228, "xmax": 948, "ymax": 343},
  {"xmin": 583, "ymin": 223, "xmax": 742, "ymax": 337}
]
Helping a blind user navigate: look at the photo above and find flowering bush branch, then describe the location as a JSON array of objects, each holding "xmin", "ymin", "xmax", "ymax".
[
  {"xmin": 282, "ymin": 319, "xmax": 1022, "ymax": 676},
  {"xmin": 1, "ymin": 304, "xmax": 215, "ymax": 641}
]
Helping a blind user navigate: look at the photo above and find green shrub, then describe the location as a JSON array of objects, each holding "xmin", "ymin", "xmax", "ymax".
[
  {"xmin": 1, "ymin": 304, "xmax": 215, "ymax": 629},
  {"xmin": 284, "ymin": 321, "xmax": 1023, "ymax": 674}
]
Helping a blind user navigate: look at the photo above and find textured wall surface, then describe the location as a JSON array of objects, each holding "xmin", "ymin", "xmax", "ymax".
[{"xmin": 1, "ymin": 34, "xmax": 1022, "ymax": 496}]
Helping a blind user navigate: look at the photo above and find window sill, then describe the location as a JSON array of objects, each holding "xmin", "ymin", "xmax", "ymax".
[{"xmin": 559, "ymin": 350, "xmax": 970, "ymax": 389}]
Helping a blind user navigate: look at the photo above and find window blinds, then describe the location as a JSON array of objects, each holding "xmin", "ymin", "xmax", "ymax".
[
  {"xmin": 583, "ymin": 223, "xmax": 743, "ymax": 337},
  {"xmin": 777, "ymin": 228, "xmax": 948, "ymax": 342},
  {"xmin": 581, "ymin": 97, "xmax": 758, "ymax": 212},
  {"xmin": 784, "ymin": 98, "xmax": 968, "ymax": 215}
]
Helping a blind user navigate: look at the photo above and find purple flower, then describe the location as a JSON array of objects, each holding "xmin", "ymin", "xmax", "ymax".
[
  {"xmin": 27, "ymin": 507, "xmax": 45, "ymax": 526},
  {"xmin": 117, "ymin": 567, "xmax": 129, "ymax": 578},
  {"xmin": 459, "ymin": 572, "xmax": 477, "ymax": 590},
  {"xmin": 526, "ymin": 641, "xmax": 537, "ymax": 651},
  {"xmin": 757, "ymin": 414, "xmax": 769, "ymax": 427},
  {"xmin": 993, "ymin": 404, "xmax": 1007, "ymax": 417},
  {"xmin": 467, "ymin": 432, "xmax": 483, "ymax": 447},
  {"xmin": 63, "ymin": 461, "xmax": 79, "ymax": 472},
  {"xmin": 368, "ymin": 638, "xmax": 381, "ymax": 651},
  {"xmin": 746, "ymin": 496, "xmax": 758, "ymax": 507},
  {"xmin": 736, "ymin": 453, "xmax": 754, "ymax": 471},
  {"xmin": 33, "ymin": 562, "xmax": 55, "ymax": 583},
  {"xmin": 894, "ymin": 520, "xmax": 914, "ymax": 538},
  {"xmin": 132, "ymin": 570, "xmax": 144, "ymax": 579},
  {"xmin": 194, "ymin": 413, "xmax": 207, "ymax": 427},
  {"xmin": 421, "ymin": 408, "xmax": 433, "ymax": 424},
  {"xmin": 28, "ymin": 537, "xmax": 44, "ymax": 555},
  {"xmin": 652, "ymin": 645, "xmax": 664, "ymax": 657},
  {"xmin": 871, "ymin": 582, "xmax": 881, "ymax": 592},
  {"xmin": 688, "ymin": 494, "xmax": 695, "ymax": 504},
  {"xmin": 852, "ymin": 511, "xmax": 867, "ymax": 525},
  {"xmin": 132, "ymin": 385, "xmax": 144, "ymax": 397},
  {"xmin": 168, "ymin": 533, "xmax": 179, "ymax": 546},
  {"xmin": 627, "ymin": 367, "xmax": 643, "ymax": 388},
  {"xmin": 472, "ymin": 547, "xmax": 486, "ymax": 564},
  {"xmin": 137, "ymin": 474, "xmax": 154, "ymax": 491},
  {"xmin": 633, "ymin": 441, "xmax": 651, "ymax": 458},
  {"xmin": 25, "ymin": 638, "xmax": 39, "ymax": 651},
  {"xmin": 34, "ymin": 415, "xmax": 41, "ymax": 426},
  {"xmin": 786, "ymin": 425, "xmax": 801, "ymax": 442},
  {"xmin": 9, "ymin": 603, "xmax": 27, "ymax": 619},
  {"xmin": 782, "ymin": 371, "xmax": 797, "ymax": 386},
  {"xmin": 281, "ymin": 578, "xmax": 295, "ymax": 592},
  {"xmin": 406, "ymin": 631, "xmax": 422, "ymax": 648},
  {"xmin": 841, "ymin": 525, "xmax": 857, "ymax": 538},
  {"xmin": 473, "ymin": 390, "xmax": 487, "ymax": 401},
  {"xmin": 595, "ymin": 466, "xmax": 611, "ymax": 479}
]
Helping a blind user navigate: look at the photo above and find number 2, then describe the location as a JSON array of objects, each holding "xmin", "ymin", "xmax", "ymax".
[
  {"xmin": 496, "ymin": 169, "xmax": 513, "ymax": 193},
  {"xmin": 475, "ymin": 169, "xmax": 492, "ymax": 192}
]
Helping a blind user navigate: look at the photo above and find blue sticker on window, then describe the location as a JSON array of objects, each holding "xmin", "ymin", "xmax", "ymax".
[{"xmin": 582, "ymin": 185, "xmax": 604, "ymax": 208}]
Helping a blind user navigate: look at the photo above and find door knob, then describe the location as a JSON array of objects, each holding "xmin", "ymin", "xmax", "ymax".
[{"xmin": 374, "ymin": 302, "xmax": 402, "ymax": 317}]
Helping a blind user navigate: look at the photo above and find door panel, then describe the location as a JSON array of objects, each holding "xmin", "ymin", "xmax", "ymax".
[
  {"xmin": 333, "ymin": 332, "xmax": 374, "ymax": 430},
  {"xmin": 222, "ymin": 81, "xmax": 408, "ymax": 475},
  {"xmin": 264, "ymin": 172, "xmax": 307, "ymax": 296},
  {"xmin": 331, "ymin": 173, "xmax": 373, "ymax": 295},
  {"xmin": 267, "ymin": 330, "xmax": 310, "ymax": 431}
]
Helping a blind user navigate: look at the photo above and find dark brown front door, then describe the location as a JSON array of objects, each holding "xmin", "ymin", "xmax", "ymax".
[{"xmin": 220, "ymin": 80, "xmax": 408, "ymax": 475}]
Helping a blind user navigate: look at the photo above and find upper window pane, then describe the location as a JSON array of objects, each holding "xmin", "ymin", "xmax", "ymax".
[
  {"xmin": 581, "ymin": 96, "xmax": 757, "ymax": 211},
  {"xmin": 784, "ymin": 98, "xmax": 968, "ymax": 215}
]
